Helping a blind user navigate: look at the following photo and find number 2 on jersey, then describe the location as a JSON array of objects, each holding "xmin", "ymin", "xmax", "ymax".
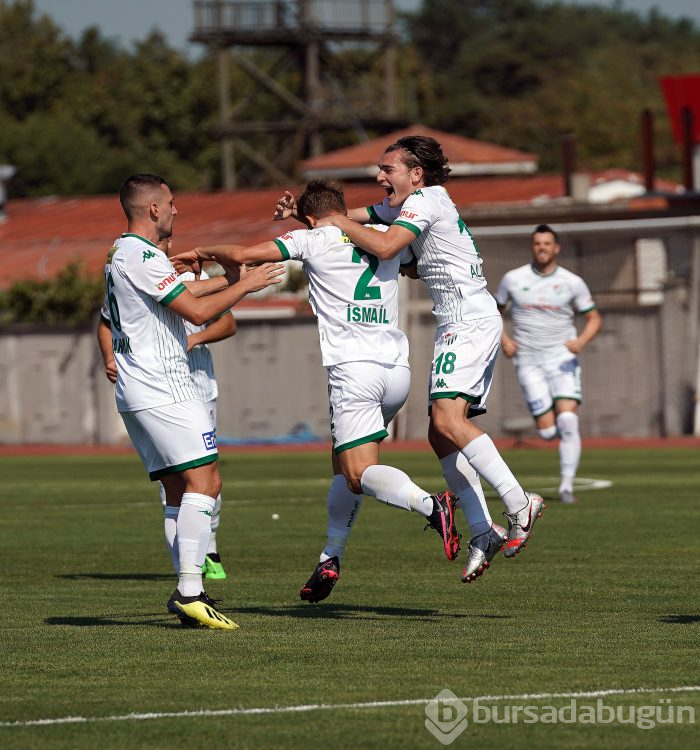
[{"xmin": 351, "ymin": 248, "xmax": 381, "ymax": 301}]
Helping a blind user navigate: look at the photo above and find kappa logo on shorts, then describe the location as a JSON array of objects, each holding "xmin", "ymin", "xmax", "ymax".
[
  {"xmin": 202, "ymin": 431, "xmax": 217, "ymax": 450},
  {"xmin": 435, "ymin": 378, "xmax": 448, "ymax": 389}
]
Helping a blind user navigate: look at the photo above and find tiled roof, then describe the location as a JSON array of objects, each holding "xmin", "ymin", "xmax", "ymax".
[
  {"xmin": 300, "ymin": 124, "xmax": 537, "ymax": 177},
  {"xmin": 0, "ymin": 173, "xmax": 681, "ymax": 288}
]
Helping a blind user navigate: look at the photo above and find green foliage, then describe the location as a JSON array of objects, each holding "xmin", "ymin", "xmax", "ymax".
[
  {"xmin": 406, "ymin": 0, "xmax": 700, "ymax": 174},
  {"xmin": 0, "ymin": 261, "xmax": 103, "ymax": 326},
  {"xmin": 1, "ymin": 0, "xmax": 699, "ymax": 195},
  {"xmin": 0, "ymin": 0, "xmax": 74, "ymax": 119}
]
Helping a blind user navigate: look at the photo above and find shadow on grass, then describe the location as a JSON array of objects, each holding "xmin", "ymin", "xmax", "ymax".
[
  {"xmin": 659, "ymin": 614, "xmax": 700, "ymax": 624},
  {"xmin": 54, "ymin": 573, "xmax": 173, "ymax": 581},
  {"xmin": 231, "ymin": 603, "xmax": 511, "ymax": 621},
  {"xmin": 44, "ymin": 614, "xmax": 182, "ymax": 628},
  {"xmin": 43, "ymin": 604, "xmax": 511, "ymax": 627}
]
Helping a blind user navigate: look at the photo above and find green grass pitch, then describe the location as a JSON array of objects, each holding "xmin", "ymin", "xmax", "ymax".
[{"xmin": 0, "ymin": 447, "xmax": 698, "ymax": 749}]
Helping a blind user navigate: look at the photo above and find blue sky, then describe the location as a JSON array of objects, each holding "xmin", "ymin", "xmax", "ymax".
[{"xmin": 30, "ymin": 1, "xmax": 700, "ymax": 57}]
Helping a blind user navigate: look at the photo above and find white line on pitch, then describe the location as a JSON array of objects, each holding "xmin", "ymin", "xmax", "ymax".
[{"xmin": 2, "ymin": 685, "xmax": 699, "ymax": 728}]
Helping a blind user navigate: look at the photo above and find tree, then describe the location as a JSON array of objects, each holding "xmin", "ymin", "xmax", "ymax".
[{"xmin": 406, "ymin": 0, "xmax": 700, "ymax": 176}]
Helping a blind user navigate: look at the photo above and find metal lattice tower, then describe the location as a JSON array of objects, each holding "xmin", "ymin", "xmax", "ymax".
[{"xmin": 191, "ymin": 0, "xmax": 400, "ymax": 188}]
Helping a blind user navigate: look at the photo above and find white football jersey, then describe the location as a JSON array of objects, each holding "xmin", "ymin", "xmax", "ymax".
[
  {"xmin": 495, "ymin": 263, "xmax": 596, "ymax": 365},
  {"xmin": 274, "ymin": 225, "xmax": 412, "ymax": 367},
  {"xmin": 179, "ymin": 269, "xmax": 218, "ymax": 403},
  {"xmin": 103, "ymin": 233, "xmax": 197, "ymax": 412},
  {"xmin": 369, "ymin": 186, "xmax": 498, "ymax": 325}
]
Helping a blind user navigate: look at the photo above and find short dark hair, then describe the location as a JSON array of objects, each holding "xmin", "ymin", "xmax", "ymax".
[
  {"xmin": 119, "ymin": 174, "xmax": 166, "ymax": 220},
  {"xmin": 297, "ymin": 180, "xmax": 346, "ymax": 220},
  {"xmin": 532, "ymin": 224, "xmax": 559, "ymax": 243},
  {"xmin": 384, "ymin": 135, "xmax": 451, "ymax": 186}
]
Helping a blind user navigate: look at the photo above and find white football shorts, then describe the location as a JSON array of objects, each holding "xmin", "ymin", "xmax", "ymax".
[
  {"xmin": 429, "ymin": 316, "xmax": 502, "ymax": 415},
  {"xmin": 327, "ymin": 361, "xmax": 411, "ymax": 454},
  {"xmin": 204, "ymin": 398, "xmax": 217, "ymax": 432},
  {"xmin": 121, "ymin": 398, "xmax": 219, "ymax": 480},
  {"xmin": 515, "ymin": 358, "xmax": 582, "ymax": 417}
]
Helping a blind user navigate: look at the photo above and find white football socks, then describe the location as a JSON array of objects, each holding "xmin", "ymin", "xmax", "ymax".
[
  {"xmin": 177, "ymin": 492, "xmax": 216, "ymax": 597},
  {"xmin": 207, "ymin": 493, "xmax": 222, "ymax": 556},
  {"xmin": 163, "ymin": 505, "xmax": 180, "ymax": 574},
  {"xmin": 320, "ymin": 474, "xmax": 362, "ymax": 563},
  {"xmin": 440, "ymin": 451, "xmax": 492, "ymax": 537},
  {"xmin": 462, "ymin": 434, "xmax": 527, "ymax": 514},
  {"xmin": 360, "ymin": 464, "xmax": 434, "ymax": 517},
  {"xmin": 538, "ymin": 425, "xmax": 557, "ymax": 441},
  {"xmin": 556, "ymin": 411, "xmax": 581, "ymax": 492}
]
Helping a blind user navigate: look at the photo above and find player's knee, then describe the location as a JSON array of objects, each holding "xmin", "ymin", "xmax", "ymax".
[
  {"xmin": 556, "ymin": 411, "xmax": 579, "ymax": 437},
  {"xmin": 538, "ymin": 425, "xmax": 557, "ymax": 441},
  {"xmin": 429, "ymin": 407, "xmax": 458, "ymax": 444},
  {"xmin": 345, "ymin": 473, "xmax": 363, "ymax": 496},
  {"xmin": 202, "ymin": 469, "xmax": 222, "ymax": 499},
  {"xmin": 212, "ymin": 477, "xmax": 223, "ymax": 499}
]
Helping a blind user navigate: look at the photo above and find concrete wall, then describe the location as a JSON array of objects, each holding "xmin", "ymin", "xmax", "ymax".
[
  {"xmin": 0, "ymin": 291, "xmax": 692, "ymax": 445},
  {"xmin": 2, "ymin": 218, "xmax": 697, "ymax": 444}
]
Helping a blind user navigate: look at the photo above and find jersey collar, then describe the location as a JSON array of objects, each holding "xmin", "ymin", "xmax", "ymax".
[
  {"xmin": 121, "ymin": 233, "xmax": 159, "ymax": 249},
  {"xmin": 530, "ymin": 263, "xmax": 558, "ymax": 278}
]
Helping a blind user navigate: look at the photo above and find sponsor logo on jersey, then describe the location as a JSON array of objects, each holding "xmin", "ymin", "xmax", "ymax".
[
  {"xmin": 112, "ymin": 336, "xmax": 132, "ymax": 354},
  {"xmin": 522, "ymin": 304, "xmax": 562, "ymax": 311},
  {"xmin": 156, "ymin": 273, "xmax": 177, "ymax": 291},
  {"xmin": 470, "ymin": 264, "xmax": 483, "ymax": 279},
  {"xmin": 142, "ymin": 250, "xmax": 157, "ymax": 261},
  {"xmin": 399, "ymin": 209, "xmax": 417, "ymax": 220},
  {"xmin": 281, "ymin": 233, "xmax": 293, "ymax": 241},
  {"xmin": 202, "ymin": 430, "xmax": 217, "ymax": 450},
  {"xmin": 346, "ymin": 304, "xmax": 389, "ymax": 324}
]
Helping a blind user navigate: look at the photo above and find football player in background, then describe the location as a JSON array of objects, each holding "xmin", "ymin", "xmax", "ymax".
[{"xmin": 495, "ymin": 224, "xmax": 602, "ymax": 504}]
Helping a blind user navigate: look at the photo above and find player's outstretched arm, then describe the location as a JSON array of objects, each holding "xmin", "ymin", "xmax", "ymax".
[
  {"xmin": 347, "ymin": 207, "xmax": 375, "ymax": 223},
  {"xmin": 319, "ymin": 213, "xmax": 414, "ymax": 260},
  {"xmin": 168, "ymin": 263, "xmax": 284, "ymax": 326},
  {"xmin": 273, "ymin": 190, "xmax": 370, "ymax": 227},
  {"xmin": 187, "ymin": 241, "xmax": 284, "ymax": 267}
]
